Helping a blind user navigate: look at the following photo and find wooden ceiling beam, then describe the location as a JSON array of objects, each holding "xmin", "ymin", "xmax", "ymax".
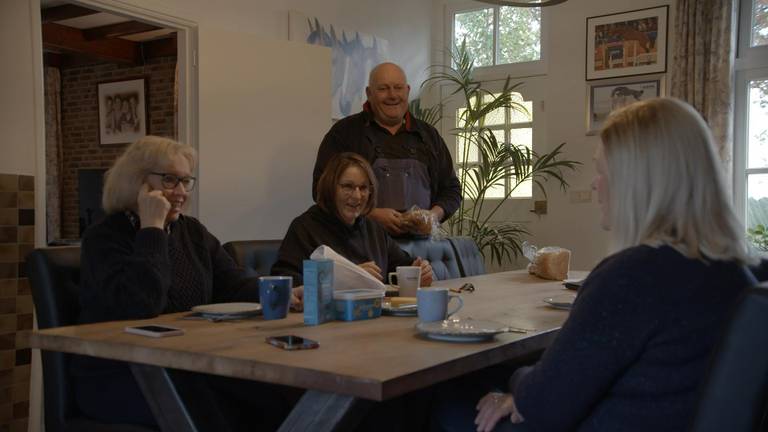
[
  {"xmin": 83, "ymin": 21, "xmax": 161, "ymax": 40},
  {"xmin": 142, "ymin": 36, "xmax": 177, "ymax": 59},
  {"xmin": 42, "ymin": 22, "xmax": 141, "ymax": 65},
  {"xmin": 41, "ymin": 4, "xmax": 99, "ymax": 23}
]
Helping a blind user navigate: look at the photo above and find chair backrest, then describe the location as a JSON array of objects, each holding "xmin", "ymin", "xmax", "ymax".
[
  {"xmin": 26, "ymin": 247, "xmax": 155, "ymax": 432},
  {"xmin": 447, "ymin": 236, "xmax": 486, "ymax": 277},
  {"xmin": 689, "ymin": 285, "xmax": 768, "ymax": 432},
  {"xmin": 26, "ymin": 247, "xmax": 82, "ymax": 432},
  {"xmin": 395, "ymin": 238, "xmax": 461, "ymax": 280},
  {"xmin": 222, "ymin": 240, "xmax": 282, "ymax": 277}
]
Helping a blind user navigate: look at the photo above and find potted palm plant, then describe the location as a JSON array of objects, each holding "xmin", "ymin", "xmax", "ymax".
[{"xmin": 412, "ymin": 42, "xmax": 580, "ymax": 266}]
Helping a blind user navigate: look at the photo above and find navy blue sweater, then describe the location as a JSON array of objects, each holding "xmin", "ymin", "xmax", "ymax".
[{"xmin": 511, "ymin": 245, "xmax": 753, "ymax": 432}]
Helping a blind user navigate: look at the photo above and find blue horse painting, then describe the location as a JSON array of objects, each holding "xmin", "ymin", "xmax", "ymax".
[{"xmin": 303, "ymin": 17, "xmax": 389, "ymax": 119}]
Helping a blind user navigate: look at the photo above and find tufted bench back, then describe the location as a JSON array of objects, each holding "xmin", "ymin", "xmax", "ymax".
[
  {"xmin": 222, "ymin": 240, "xmax": 282, "ymax": 277},
  {"xmin": 395, "ymin": 238, "xmax": 461, "ymax": 281}
]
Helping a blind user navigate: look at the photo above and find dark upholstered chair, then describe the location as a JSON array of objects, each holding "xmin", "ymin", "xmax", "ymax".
[
  {"xmin": 222, "ymin": 239, "xmax": 283, "ymax": 277},
  {"xmin": 395, "ymin": 238, "xmax": 461, "ymax": 280},
  {"xmin": 26, "ymin": 247, "xmax": 156, "ymax": 432},
  {"xmin": 447, "ymin": 236, "xmax": 486, "ymax": 277},
  {"xmin": 689, "ymin": 284, "xmax": 768, "ymax": 432}
]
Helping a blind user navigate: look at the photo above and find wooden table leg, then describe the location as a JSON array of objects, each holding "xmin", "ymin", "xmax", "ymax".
[
  {"xmin": 278, "ymin": 390, "xmax": 371, "ymax": 432},
  {"xmin": 130, "ymin": 364, "xmax": 198, "ymax": 432}
]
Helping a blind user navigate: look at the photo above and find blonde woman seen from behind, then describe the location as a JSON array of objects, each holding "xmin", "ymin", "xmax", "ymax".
[{"xmin": 434, "ymin": 98, "xmax": 756, "ymax": 432}]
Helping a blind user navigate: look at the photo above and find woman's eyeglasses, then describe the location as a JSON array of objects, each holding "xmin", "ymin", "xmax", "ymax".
[
  {"xmin": 150, "ymin": 172, "xmax": 197, "ymax": 191},
  {"xmin": 338, "ymin": 183, "xmax": 371, "ymax": 196}
]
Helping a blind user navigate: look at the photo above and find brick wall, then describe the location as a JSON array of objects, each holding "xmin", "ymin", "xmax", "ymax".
[
  {"xmin": 58, "ymin": 56, "xmax": 177, "ymax": 239},
  {"xmin": 0, "ymin": 174, "xmax": 35, "ymax": 432}
]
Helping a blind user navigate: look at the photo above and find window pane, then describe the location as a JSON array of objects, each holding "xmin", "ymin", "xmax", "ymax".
[
  {"xmin": 492, "ymin": 129, "xmax": 506, "ymax": 145},
  {"xmin": 508, "ymin": 128, "xmax": 532, "ymax": 147},
  {"xmin": 455, "ymin": 9, "xmax": 494, "ymax": 67},
  {"xmin": 509, "ymin": 178, "xmax": 532, "ymax": 198},
  {"xmin": 753, "ymin": 0, "xmax": 768, "ymax": 47},
  {"xmin": 456, "ymin": 134, "xmax": 479, "ymax": 164},
  {"xmin": 486, "ymin": 182, "xmax": 507, "ymax": 198},
  {"xmin": 747, "ymin": 173, "xmax": 768, "ymax": 229},
  {"xmin": 498, "ymin": 7, "xmax": 541, "ymax": 64},
  {"xmin": 508, "ymin": 128, "xmax": 533, "ymax": 198},
  {"xmin": 510, "ymin": 95, "xmax": 532, "ymax": 124},
  {"xmin": 483, "ymin": 93, "xmax": 505, "ymax": 125},
  {"xmin": 748, "ymin": 79, "xmax": 768, "ymax": 168}
]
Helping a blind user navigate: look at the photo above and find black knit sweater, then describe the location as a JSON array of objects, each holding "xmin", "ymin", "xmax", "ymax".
[
  {"xmin": 74, "ymin": 211, "xmax": 259, "ymax": 376},
  {"xmin": 510, "ymin": 245, "xmax": 753, "ymax": 432},
  {"xmin": 270, "ymin": 205, "xmax": 412, "ymax": 286}
]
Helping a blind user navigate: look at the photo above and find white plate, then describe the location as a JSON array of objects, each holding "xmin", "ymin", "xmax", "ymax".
[
  {"xmin": 416, "ymin": 319, "xmax": 510, "ymax": 342},
  {"xmin": 191, "ymin": 302, "xmax": 262, "ymax": 317},
  {"xmin": 543, "ymin": 294, "xmax": 576, "ymax": 310}
]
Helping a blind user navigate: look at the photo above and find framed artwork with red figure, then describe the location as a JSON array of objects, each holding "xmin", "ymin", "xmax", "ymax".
[{"xmin": 586, "ymin": 6, "xmax": 669, "ymax": 80}]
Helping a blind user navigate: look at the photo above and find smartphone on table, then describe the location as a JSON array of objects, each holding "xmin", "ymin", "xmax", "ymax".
[
  {"xmin": 266, "ymin": 335, "xmax": 319, "ymax": 350},
  {"xmin": 124, "ymin": 324, "xmax": 185, "ymax": 338}
]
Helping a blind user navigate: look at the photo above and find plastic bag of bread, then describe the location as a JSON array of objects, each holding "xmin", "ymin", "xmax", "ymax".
[
  {"xmin": 522, "ymin": 241, "xmax": 571, "ymax": 281},
  {"xmin": 401, "ymin": 206, "xmax": 438, "ymax": 237}
]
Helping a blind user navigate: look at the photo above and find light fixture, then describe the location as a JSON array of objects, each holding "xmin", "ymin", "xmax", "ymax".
[{"xmin": 475, "ymin": 0, "xmax": 568, "ymax": 7}]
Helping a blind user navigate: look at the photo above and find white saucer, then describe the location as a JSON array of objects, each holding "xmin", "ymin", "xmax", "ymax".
[
  {"xmin": 543, "ymin": 294, "xmax": 576, "ymax": 310},
  {"xmin": 192, "ymin": 302, "xmax": 262, "ymax": 317},
  {"xmin": 416, "ymin": 319, "xmax": 510, "ymax": 342}
]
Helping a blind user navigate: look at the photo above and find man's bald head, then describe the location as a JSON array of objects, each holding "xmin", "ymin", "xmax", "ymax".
[
  {"xmin": 365, "ymin": 63, "xmax": 411, "ymax": 129},
  {"xmin": 368, "ymin": 62, "xmax": 408, "ymax": 87}
]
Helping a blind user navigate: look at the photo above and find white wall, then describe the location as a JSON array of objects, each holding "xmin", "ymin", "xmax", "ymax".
[
  {"xmin": 0, "ymin": 0, "xmax": 38, "ymax": 176},
  {"xmin": 432, "ymin": 0, "xmax": 675, "ymax": 271},
  {"xmin": 92, "ymin": 0, "xmax": 434, "ymax": 96},
  {"xmin": 76, "ymin": 0, "xmax": 436, "ymax": 242}
]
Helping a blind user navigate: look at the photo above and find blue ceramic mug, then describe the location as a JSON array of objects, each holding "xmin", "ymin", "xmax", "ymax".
[
  {"xmin": 258, "ymin": 276, "xmax": 292, "ymax": 320},
  {"xmin": 417, "ymin": 287, "xmax": 463, "ymax": 323}
]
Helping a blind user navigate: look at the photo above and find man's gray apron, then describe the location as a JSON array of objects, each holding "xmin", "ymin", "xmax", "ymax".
[{"xmin": 372, "ymin": 146, "xmax": 431, "ymax": 212}]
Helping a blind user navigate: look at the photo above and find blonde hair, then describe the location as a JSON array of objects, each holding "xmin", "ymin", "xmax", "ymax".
[
  {"xmin": 102, "ymin": 136, "xmax": 196, "ymax": 214},
  {"xmin": 600, "ymin": 97, "xmax": 751, "ymax": 264}
]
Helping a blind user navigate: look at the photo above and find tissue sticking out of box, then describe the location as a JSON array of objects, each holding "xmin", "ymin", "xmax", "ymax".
[
  {"xmin": 310, "ymin": 245, "xmax": 386, "ymax": 291},
  {"xmin": 522, "ymin": 241, "xmax": 571, "ymax": 281}
]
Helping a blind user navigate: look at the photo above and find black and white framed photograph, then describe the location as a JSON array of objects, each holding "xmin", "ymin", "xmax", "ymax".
[
  {"xmin": 587, "ymin": 77, "xmax": 663, "ymax": 134},
  {"xmin": 586, "ymin": 6, "xmax": 668, "ymax": 80},
  {"xmin": 98, "ymin": 78, "xmax": 147, "ymax": 145}
]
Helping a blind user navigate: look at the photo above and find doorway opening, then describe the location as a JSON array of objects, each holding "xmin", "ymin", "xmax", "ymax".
[{"xmin": 37, "ymin": 0, "xmax": 197, "ymax": 244}]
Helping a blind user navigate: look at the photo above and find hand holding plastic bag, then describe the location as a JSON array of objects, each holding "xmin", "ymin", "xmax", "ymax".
[{"xmin": 401, "ymin": 205, "xmax": 446, "ymax": 240}]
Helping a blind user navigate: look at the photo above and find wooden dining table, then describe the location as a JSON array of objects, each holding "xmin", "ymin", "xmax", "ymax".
[{"xmin": 29, "ymin": 269, "xmax": 586, "ymax": 432}]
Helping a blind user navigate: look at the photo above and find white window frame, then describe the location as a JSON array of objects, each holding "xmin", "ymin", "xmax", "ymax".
[
  {"xmin": 733, "ymin": 0, "xmax": 768, "ymax": 227},
  {"xmin": 440, "ymin": 76, "xmax": 548, "ymax": 221},
  {"xmin": 445, "ymin": 1, "xmax": 550, "ymax": 81}
]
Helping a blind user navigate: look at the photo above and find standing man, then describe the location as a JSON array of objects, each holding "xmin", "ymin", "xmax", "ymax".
[{"xmin": 312, "ymin": 62, "xmax": 461, "ymax": 236}]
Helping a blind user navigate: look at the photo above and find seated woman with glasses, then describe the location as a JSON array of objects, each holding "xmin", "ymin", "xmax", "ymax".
[
  {"xmin": 75, "ymin": 135, "xmax": 300, "ymax": 430},
  {"xmin": 272, "ymin": 152, "xmax": 433, "ymax": 287}
]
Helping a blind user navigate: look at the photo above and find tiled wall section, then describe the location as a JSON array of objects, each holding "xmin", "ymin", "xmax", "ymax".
[{"xmin": 0, "ymin": 173, "xmax": 34, "ymax": 432}]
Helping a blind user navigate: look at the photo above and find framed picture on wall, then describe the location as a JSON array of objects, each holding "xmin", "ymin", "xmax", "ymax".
[
  {"xmin": 586, "ymin": 6, "xmax": 668, "ymax": 80},
  {"xmin": 586, "ymin": 76, "xmax": 664, "ymax": 134},
  {"xmin": 97, "ymin": 78, "xmax": 147, "ymax": 145}
]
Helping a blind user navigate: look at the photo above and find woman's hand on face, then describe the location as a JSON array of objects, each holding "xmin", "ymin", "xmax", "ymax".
[
  {"xmin": 290, "ymin": 286, "xmax": 304, "ymax": 312},
  {"xmin": 413, "ymin": 257, "xmax": 433, "ymax": 287},
  {"xmin": 137, "ymin": 183, "xmax": 170, "ymax": 230},
  {"xmin": 368, "ymin": 208, "xmax": 405, "ymax": 235},
  {"xmin": 357, "ymin": 261, "xmax": 382, "ymax": 281},
  {"xmin": 474, "ymin": 392, "xmax": 523, "ymax": 432}
]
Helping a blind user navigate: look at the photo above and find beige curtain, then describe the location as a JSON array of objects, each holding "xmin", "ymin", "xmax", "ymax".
[
  {"xmin": 174, "ymin": 60, "xmax": 179, "ymax": 139},
  {"xmin": 670, "ymin": 0, "xmax": 738, "ymax": 184},
  {"xmin": 44, "ymin": 67, "xmax": 63, "ymax": 243}
]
